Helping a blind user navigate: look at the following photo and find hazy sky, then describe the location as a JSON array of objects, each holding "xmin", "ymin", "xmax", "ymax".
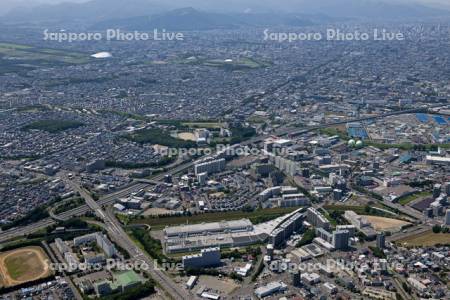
[
  {"xmin": 0, "ymin": 0, "xmax": 448, "ymax": 15},
  {"xmin": 33, "ymin": 0, "xmax": 449, "ymax": 3}
]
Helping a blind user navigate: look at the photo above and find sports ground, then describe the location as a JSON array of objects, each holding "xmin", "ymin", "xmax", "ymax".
[{"xmin": 0, "ymin": 246, "xmax": 51, "ymax": 288}]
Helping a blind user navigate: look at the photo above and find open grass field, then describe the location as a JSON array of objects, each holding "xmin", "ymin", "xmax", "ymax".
[
  {"xmin": 397, "ymin": 191, "xmax": 432, "ymax": 206},
  {"xmin": 0, "ymin": 42, "xmax": 89, "ymax": 64},
  {"xmin": 0, "ymin": 42, "xmax": 90, "ymax": 74},
  {"xmin": 0, "ymin": 246, "xmax": 51, "ymax": 288},
  {"xmin": 362, "ymin": 215, "xmax": 410, "ymax": 232},
  {"xmin": 396, "ymin": 230, "xmax": 450, "ymax": 247}
]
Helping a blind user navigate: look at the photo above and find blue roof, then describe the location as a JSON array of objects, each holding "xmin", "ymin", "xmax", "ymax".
[
  {"xmin": 416, "ymin": 113, "xmax": 429, "ymax": 123},
  {"xmin": 433, "ymin": 115, "xmax": 447, "ymax": 125}
]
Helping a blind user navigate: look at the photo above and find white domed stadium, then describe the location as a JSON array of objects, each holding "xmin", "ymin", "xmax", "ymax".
[{"xmin": 91, "ymin": 52, "xmax": 113, "ymax": 59}]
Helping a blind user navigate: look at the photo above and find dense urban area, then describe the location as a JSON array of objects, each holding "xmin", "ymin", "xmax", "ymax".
[{"xmin": 0, "ymin": 1, "xmax": 450, "ymax": 300}]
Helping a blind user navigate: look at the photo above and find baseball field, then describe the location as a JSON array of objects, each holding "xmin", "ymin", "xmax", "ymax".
[{"xmin": 0, "ymin": 246, "xmax": 51, "ymax": 288}]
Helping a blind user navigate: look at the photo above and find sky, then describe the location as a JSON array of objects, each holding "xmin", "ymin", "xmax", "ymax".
[{"xmin": 0, "ymin": 0, "xmax": 448, "ymax": 15}]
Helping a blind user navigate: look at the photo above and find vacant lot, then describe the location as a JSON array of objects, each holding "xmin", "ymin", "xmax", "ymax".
[
  {"xmin": 363, "ymin": 215, "xmax": 410, "ymax": 232},
  {"xmin": 197, "ymin": 275, "xmax": 239, "ymax": 294},
  {"xmin": 177, "ymin": 132, "xmax": 197, "ymax": 141},
  {"xmin": 397, "ymin": 231, "xmax": 450, "ymax": 247},
  {"xmin": 0, "ymin": 246, "xmax": 51, "ymax": 288}
]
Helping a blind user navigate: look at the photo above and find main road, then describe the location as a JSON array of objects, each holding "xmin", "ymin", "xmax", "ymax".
[{"xmin": 63, "ymin": 176, "xmax": 191, "ymax": 300}]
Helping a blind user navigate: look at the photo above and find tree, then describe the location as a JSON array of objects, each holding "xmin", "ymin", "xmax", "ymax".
[{"xmin": 433, "ymin": 225, "xmax": 442, "ymax": 233}]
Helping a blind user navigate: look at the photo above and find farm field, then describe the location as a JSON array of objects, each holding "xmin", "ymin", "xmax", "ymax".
[{"xmin": 0, "ymin": 246, "xmax": 51, "ymax": 288}]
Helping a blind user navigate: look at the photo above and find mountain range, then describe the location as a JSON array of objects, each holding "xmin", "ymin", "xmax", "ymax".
[
  {"xmin": 1, "ymin": 0, "xmax": 449, "ymax": 28},
  {"xmin": 90, "ymin": 7, "xmax": 326, "ymax": 31}
]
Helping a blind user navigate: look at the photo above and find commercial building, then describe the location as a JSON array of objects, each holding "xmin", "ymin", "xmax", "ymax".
[
  {"xmin": 182, "ymin": 247, "xmax": 221, "ymax": 269},
  {"xmin": 164, "ymin": 218, "xmax": 267, "ymax": 253},
  {"xmin": 254, "ymin": 281, "xmax": 288, "ymax": 299},
  {"xmin": 164, "ymin": 219, "xmax": 253, "ymax": 238}
]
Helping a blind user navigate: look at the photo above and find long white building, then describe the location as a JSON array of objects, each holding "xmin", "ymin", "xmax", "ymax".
[{"xmin": 194, "ymin": 158, "xmax": 226, "ymax": 175}]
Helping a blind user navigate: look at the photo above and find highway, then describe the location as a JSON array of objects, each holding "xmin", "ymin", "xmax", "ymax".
[
  {"xmin": 0, "ymin": 182, "xmax": 149, "ymax": 243},
  {"xmin": 65, "ymin": 177, "xmax": 191, "ymax": 300}
]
